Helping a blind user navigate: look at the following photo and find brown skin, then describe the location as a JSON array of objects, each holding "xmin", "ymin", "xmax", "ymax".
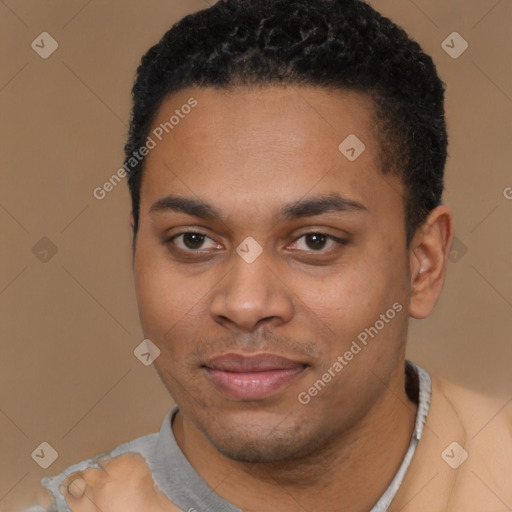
[
  {"xmin": 59, "ymin": 454, "xmax": 181, "ymax": 511},
  {"xmin": 56, "ymin": 86, "xmax": 454, "ymax": 511}
]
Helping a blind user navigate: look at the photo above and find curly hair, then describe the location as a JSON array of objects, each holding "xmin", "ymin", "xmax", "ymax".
[{"xmin": 125, "ymin": 0, "xmax": 447, "ymax": 247}]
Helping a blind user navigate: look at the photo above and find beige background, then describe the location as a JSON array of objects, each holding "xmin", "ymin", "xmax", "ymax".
[{"xmin": 1, "ymin": 0, "xmax": 511, "ymax": 508}]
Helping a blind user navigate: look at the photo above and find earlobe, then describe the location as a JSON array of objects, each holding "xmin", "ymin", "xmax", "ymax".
[{"xmin": 408, "ymin": 205, "xmax": 454, "ymax": 319}]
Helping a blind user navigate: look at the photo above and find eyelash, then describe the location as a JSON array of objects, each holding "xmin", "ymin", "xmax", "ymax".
[{"xmin": 165, "ymin": 231, "xmax": 349, "ymax": 256}]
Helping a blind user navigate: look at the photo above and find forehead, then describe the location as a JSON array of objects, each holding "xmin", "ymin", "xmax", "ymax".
[
  {"xmin": 147, "ymin": 85, "xmax": 377, "ymax": 161},
  {"xmin": 139, "ymin": 85, "xmax": 403, "ymax": 226}
]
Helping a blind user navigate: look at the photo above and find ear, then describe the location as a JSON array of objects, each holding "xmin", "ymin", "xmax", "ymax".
[{"xmin": 408, "ymin": 204, "xmax": 455, "ymax": 319}]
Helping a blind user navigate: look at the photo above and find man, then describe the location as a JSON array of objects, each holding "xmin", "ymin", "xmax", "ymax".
[{"xmin": 23, "ymin": 0, "xmax": 512, "ymax": 510}]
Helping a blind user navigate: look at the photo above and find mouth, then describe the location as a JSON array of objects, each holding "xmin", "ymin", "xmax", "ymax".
[{"xmin": 202, "ymin": 353, "xmax": 309, "ymax": 400}]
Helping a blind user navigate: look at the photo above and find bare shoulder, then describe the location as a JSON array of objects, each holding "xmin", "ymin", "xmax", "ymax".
[
  {"xmin": 60, "ymin": 453, "xmax": 184, "ymax": 512},
  {"xmin": 434, "ymin": 375, "xmax": 512, "ymax": 430}
]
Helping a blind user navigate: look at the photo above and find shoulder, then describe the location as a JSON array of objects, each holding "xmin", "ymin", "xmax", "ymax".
[
  {"xmin": 432, "ymin": 375, "xmax": 512, "ymax": 433},
  {"xmin": 39, "ymin": 432, "xmax": 160, "ymax": 511},
  {"xmin": 391, "ymin": 372, "xmax": 512, "ymax": 511}
]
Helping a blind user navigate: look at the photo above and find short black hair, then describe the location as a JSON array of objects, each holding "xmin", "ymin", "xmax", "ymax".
[{"xmin": 125, "ymin": 0, "xmax": 447, "ymax": 247}]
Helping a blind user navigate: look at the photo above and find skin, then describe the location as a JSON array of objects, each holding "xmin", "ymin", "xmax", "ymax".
[
  {"xmin": 55, "ymin": 85, "xmax": 454, "ymax": 511},
  {"xmin": 59, "ymin": 454, "xmax": 180, "ymax": 511}
]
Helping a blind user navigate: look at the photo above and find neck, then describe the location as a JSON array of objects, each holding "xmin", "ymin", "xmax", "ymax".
[{"xmin": 173, "ymin": 365, "xmax": 418, "ymax": 512}]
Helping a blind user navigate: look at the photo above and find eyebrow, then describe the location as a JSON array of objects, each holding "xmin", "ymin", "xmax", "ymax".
[{"xmin": 149, "ymin": 192, "xmax": 367, "ymax": 223}]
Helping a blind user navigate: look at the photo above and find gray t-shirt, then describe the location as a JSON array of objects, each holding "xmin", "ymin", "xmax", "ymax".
[{"xmin": 27, "ymin": 360, "xmax": 431, "ymax": 512}]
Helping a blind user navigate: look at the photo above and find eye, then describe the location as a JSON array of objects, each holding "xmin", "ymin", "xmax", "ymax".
[
  {"xmin": 165, "ymin": 231, "xmax": 349, "ymax": 257},
  {"xmin": 290, "ymin": 233, "xmax": 348, "ymax": 252},
  {"xmin": 168, "ymin": 232, "xmax": 220, "ymax": 252}
]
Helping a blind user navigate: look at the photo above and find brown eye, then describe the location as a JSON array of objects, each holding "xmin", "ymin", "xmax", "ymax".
[
  {"xmin": 181, "ymin": 233, "xmax": 207, "ymax": 250},
  {"xmin": 291, "ymin": 233, "xmax": 348, "ymax": 252},
  {"xmin": 304, "ymin": 233, "xmax": 329, "ymax": 250},
  {"xmin": 168, "ymin": 232, "xmax": 219, "ymax": 252}
]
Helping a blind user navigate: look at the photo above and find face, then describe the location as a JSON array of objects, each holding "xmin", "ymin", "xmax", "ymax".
[{"xmin": 132, "ymin": 86, "xmax": 413, "ymax": 463}]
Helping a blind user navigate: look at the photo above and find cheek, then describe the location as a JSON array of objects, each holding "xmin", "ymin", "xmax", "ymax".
[
  {"xmin": 301, "ymin": 244, "xmax": 408, "ymax": 356},
  {"xmin": 306, "ymin": 257, "xmax": 400, "ymax": 320},
  {"xmin": 133, "ymin": 243, "xmax": 197, "ymax": 340},
  {"xmin": 133, "ymin": 242, "xmax": 222, "ymax": 368}
]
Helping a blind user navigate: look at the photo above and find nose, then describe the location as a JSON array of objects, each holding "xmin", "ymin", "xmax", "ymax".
[{"xmin": 209, "ymin": 249, "xmax": 294, "ymax": 334}]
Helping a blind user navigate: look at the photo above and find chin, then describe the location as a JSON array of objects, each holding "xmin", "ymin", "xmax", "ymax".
[
  {"xmin": 208, "ymin": 432, "xmax": 312, "ymax": 463},
  {"xmin": 195, "ymin": 412, "xmax": 329, "ymax": 464}
]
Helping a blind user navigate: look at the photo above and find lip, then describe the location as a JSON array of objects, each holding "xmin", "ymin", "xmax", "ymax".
[{"xmin": 203, "ymin": 353, "xmax": 308, "ymax": 400}]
